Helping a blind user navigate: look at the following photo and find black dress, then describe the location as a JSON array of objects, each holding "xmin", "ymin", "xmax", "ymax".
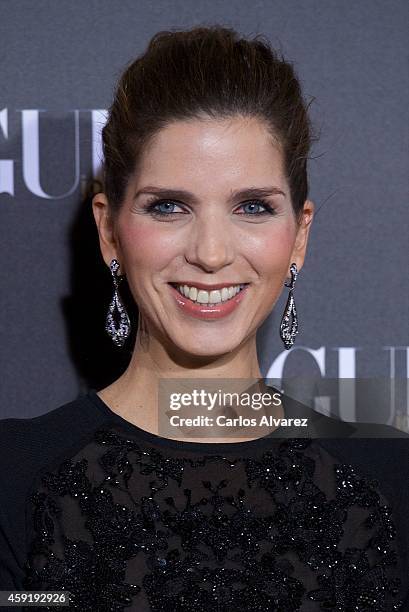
[{"xmin": 0, "ymin": 387, "xmax": 408, "ymax": 611}]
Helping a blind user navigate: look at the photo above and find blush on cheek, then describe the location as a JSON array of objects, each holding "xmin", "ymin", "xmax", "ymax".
[
  {"xmin": 257, "ymin": 225, "xmax": 296, "ymax": 272},
  {"xmin": 118, "ymin": 221, "xmax": 180, "ymax": 269}
]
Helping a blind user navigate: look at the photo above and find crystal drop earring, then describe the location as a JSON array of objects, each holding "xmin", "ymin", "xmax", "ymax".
[
  {"xmin": 279, "ymin": 263, "xmax": 299, "ymax": 350},
  {"xmin": 105, "ymin": 259, "xmax": 131, "ymax": 347}
]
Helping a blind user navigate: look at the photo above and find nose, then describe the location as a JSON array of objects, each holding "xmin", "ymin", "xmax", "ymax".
[{"xmin": 184, "ymin": 211, "xmax": 235, "ymax": 273}]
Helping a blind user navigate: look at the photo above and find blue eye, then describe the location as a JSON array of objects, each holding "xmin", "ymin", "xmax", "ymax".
[
  {"xmin": 148, "ymin": 200, "xmax": 185, "ymax": 215},
  {"xmin": 237, "ymin": 200, "xmax": 275, "ymax": 216}
]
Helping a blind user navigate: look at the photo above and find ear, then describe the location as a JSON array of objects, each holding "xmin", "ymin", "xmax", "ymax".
[
  {"xmin": 289, "ymin": 199, "xmax": 315, "ymax": 272},
  {"xmin": 92, "ymin": 192, "xmax": 123, "ymax": 271}
]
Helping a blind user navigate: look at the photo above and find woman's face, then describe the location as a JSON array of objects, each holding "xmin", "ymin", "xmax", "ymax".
[{"xmin": 94, "ymin": 116, "xmax": 314, "ymax": 357}]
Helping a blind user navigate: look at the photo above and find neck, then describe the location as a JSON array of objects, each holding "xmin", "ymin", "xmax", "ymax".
[{"xmin": 98, "ymin": 319, "xmax": 266, "ymax": 436}]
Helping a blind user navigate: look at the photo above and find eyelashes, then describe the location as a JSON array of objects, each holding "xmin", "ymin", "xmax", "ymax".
[{"xmin": 143, "ymin": 197, "xmax": 277, "ymax": 219}]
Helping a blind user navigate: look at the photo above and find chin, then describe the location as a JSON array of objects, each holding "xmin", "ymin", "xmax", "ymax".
[{"xmin": 171, "ymin": 335, "xmax": 245, "ymax": 360}]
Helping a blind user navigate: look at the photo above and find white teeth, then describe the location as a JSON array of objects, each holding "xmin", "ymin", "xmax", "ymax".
[
  {"xmin": 209, "ymin": 290, "xmax": 222, "ymax": 304},
  {"xmin": 197, "ymin": 290, "xmax": 209, "ymax": 303},
  {"xmin": 175, "ymin": 284, "xmax": 246, "ymax": 304},
  {"xmin": 188, "ymin": 286, "xmax": 198, "ymax": 301}
]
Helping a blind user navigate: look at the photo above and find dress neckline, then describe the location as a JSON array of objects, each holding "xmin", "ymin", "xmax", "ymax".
[{"xmin": 86, "ymin": 385, "xmax": 291, "ymax": 453}]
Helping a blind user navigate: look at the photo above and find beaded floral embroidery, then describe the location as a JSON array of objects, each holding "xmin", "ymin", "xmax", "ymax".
[{"xmin": 23, "ymin": 431, "xmax": 403, "ymax": 611}]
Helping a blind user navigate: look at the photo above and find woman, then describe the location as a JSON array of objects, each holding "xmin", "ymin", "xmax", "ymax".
[{"xmin": 1, "ymin": 26, "xmax": 408, "ymax": 611}]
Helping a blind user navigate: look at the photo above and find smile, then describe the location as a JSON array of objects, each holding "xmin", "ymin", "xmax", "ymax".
[
  {"xmin": 168, "ymin": 282, "xmax": 251, "ymax": 320},
  {"xmin": 170, "ymin": 283, "xmax": 249, "ymax": 305}
]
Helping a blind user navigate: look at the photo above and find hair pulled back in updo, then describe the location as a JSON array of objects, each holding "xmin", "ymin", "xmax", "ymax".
[{"xmin": 102, "ymin": 25, "xmax": 317, "ymax": 223}]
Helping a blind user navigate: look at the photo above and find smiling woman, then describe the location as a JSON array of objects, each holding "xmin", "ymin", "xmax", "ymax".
[{"xmin": 1, "ymin": 24, "xmax": 408, "ymax": 612}]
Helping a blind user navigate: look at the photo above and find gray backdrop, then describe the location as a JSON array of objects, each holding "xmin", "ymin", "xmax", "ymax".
[{"xmin": 1, "ymin": 1, "xmax": 408, "ymax": 427}]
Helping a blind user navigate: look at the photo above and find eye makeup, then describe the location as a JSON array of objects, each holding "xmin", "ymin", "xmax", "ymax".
[{"xmin": 142, "ymin": 197, "xmax": 278, "ymax": 220}]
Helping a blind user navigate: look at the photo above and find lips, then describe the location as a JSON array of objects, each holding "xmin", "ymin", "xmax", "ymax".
[{"xmin": 168, "ymin": 282, "xmax": 250, "ymax": 320}]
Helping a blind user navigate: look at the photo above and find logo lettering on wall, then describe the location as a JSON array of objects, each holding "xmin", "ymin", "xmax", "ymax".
[
  {"xmin": 266, "ymin": 346, "xmax": 409, "ymax": 426},
  {"xmin": 0, "ymin": 108, "xmax": 108, "ymax": 197}
]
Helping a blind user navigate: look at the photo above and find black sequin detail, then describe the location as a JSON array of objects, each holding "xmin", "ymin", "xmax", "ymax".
[{"xmin": 23, "ymin": 430, "xmax": 404, "ymax": 611}]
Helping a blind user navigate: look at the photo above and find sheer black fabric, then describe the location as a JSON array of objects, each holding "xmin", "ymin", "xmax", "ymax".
[{"xmin": 1, "ymin": 389, "xmax": 408, "ymax": 611}]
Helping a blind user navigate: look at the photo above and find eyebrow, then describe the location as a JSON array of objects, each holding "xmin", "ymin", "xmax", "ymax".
[{"xmin": 133, "ymin": 185, "xmax": 286, "ymax": 203}]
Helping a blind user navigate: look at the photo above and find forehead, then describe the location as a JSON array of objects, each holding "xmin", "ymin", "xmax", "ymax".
[{"xmin": 132, "ymin": 116, "xmax": 286, "ymax": 189}]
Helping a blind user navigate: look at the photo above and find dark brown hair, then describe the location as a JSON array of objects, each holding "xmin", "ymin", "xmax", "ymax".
[{"xmin": 102, "ymin": 25, "xmax": 317, "ymax": 223}]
